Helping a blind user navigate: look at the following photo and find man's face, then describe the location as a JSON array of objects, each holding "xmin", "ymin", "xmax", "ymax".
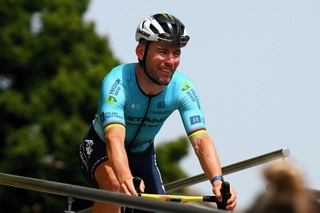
[{"xmin": 144, "ymin": 41, "xmax": 181, "ymax": 86}]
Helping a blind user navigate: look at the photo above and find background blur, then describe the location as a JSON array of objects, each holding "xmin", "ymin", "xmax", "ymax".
[
  {"xmin": 0, "ymin": 1, "xmax": 193, "ymax": 212},
  {"xmin": 0, "ymin": 0, "xmax": 319, "ymax": 212},
  {"xmin": 83, "ymin": 0, "xmax": 320, "ymax": 210}
]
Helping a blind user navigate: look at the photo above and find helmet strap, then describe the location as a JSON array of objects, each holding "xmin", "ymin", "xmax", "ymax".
[{"xmin": 139, "ymin": 41, "xmax": 163, "ymax": 86}]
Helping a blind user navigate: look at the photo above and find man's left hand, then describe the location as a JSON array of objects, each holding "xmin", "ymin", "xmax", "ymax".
[{"xmin": 212, "ymin": 181, "xmax": 237, "ymax": 211}]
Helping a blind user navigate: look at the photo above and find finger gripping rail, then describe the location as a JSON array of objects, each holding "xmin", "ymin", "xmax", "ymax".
[
  {"xmin": 124, "ymin": 177, "xmax": 143, "ymax": 213},
  {"xmin": 213, "ymin": 181, "xmax": 231, "ymax": 209},
  {"xmin": 133, "ymin": 176, "xmax": 141, "ymax": 193}
]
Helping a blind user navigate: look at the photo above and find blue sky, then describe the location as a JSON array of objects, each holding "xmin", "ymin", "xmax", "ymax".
[{"xmin": 84, "ymin": 0, "xmax": 320, "ymax": 210}]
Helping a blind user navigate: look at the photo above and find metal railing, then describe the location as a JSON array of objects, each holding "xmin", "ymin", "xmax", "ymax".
[
  {"xmin": 165, "ymin": 148, "xmax": 290, "ymax": 192},
  {"xmin": 0, "ymin": 148, "xmax": 291, "ymax": 212},
  {"xmin": 0, "ymin": 172, "xmax": 223, "ymax": 213}
]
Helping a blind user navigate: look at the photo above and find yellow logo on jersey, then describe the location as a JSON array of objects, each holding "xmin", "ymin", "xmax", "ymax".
[
  {"xmin": 106, "ymin": 96, "xmax": 117, "ymax": 104},
  {"xmin": 181, "ymin": 82, "xmax": 192, "ymax": 91}
]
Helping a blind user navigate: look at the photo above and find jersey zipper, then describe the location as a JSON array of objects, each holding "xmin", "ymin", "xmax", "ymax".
[{"xmin": 126, "ymin": 96, "xmax": 152, "ymax": 154}]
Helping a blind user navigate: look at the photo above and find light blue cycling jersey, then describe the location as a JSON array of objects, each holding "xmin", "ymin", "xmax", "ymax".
[{"xmin": 93, "ymin": 63, "xmax": 207, "ymax": 154}]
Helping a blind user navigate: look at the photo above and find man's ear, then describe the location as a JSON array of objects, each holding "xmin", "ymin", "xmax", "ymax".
[{"xmin": 136, "ymin": 44, "xmax": 145, "ymax": 61}]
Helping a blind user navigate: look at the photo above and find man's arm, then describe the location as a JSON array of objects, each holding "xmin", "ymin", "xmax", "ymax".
[
  {"xmin": 189, "ymin": 133, "xmax": 222, "ymax": 190},
  {"xmin": 190, "ymin": 133, "xmax": 237, "ymax": 211},
  {"xmin": 105, "ymin": 126, "xmax": 144, "ymax": 195}
]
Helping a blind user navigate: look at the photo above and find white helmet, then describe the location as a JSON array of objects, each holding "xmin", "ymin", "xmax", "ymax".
[{"xmin": 135, "ymin": 13, "xmax": 190, "ymax": 48}]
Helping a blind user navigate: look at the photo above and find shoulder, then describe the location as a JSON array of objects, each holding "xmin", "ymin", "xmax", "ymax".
[
  {"xmin": 169, "ymin": 70, "xmax": 197, "ymax": 92},
  {"xmin": 102, "ymin": 63, "xmax": 136, "ymax": 85}
]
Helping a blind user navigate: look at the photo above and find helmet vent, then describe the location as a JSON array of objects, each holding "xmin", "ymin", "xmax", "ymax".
[
  {"xmin": 160, "ymin": 23, "xmax": 170, "ymax": 34},
  {"xmin": 172, "ymin": 24, "xmax": 178, "ymax": 34},
  {"xmin": 150, "ymin": 24, "xmax": 159, "ymax": 34},
  {"xmin": 180, "ymin": 26, "xmax": 185, "ymax": 35}
]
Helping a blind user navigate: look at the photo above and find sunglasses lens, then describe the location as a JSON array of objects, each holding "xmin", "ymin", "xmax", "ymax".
[
  {"xmin": 179, "ymin": 36, "xmax": 190, "ymax": 48},
  {"xmin": 158, "ymin": 34, "xmax": 189, "ymax": 48},
  {"xmin": 158, "ymin": 34, "xmax": 175, "ymax": 46}
]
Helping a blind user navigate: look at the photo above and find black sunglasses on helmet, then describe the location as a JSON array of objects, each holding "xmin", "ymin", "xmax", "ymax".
[{"xmin": 158, "ymin": 33, "xmax": 190, "ymax": 48}]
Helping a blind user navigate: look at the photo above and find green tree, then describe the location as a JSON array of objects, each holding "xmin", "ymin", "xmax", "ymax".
[
  {"xmin": 0, "ymin": 0, "xmax": 119, "ymax": 212},
  {"xmin": 155, "ymin": 137, "xmax": 189, "ymax": 194},
  {"xmin": 0, "ymin": 0, "xmax": 191, "ymax": 212}
]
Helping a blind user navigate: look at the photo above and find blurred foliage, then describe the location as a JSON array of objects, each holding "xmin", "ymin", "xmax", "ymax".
[
  {"xmin": 0, "ymin": 0, "xmax": 119, "ymax": 212},
  {"xmin": 0, "ymin": 0, "xmax": 190, "ymax": 212},
  {"xmin": 155, "ymin": 137, "xmax": 189, "ymax": 194}
]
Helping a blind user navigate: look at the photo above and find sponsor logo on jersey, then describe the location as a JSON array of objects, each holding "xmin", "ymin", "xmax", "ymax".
[
  {"xmin": 103, "ymin": 112, "xmax": 124, "ymax": 120},
  {"xmin": 137, "ymin": 29, "xmax": 150, "ymax": 38},
  {"xmin": 190, "ymin": 115, "xmax": 201, "ymax": 125},
  {"xmin": 149, "ymin": 110, "xmax": 171, "ymax": 115},
  {"xmin": 187, "ymin": 88, "xmax": 201, "ymax": 110},
  {"xmin": 157, "ymin": 101, "xmax": 165, "ymax": 108},
  {"xmin": 181, "ymin": 82, "xmax": 192, "ymax": 91},
  {"xmin": 100, "ymin": 112, "xmax": 105, "ymax": 122},
  {"xmin": 106, "ymin": 95, "xmax": 117, "ymax": 104},
  {"xmin": 125, "ymin": 115, "xmax": 169, "ymax": 127},
  {"xmin": 131, "ymin": 103, "xmax": 141, "ymax": 110},
  {"xmin": 109, "ymin": 79, "xmax": 121, "ymax": 95}
]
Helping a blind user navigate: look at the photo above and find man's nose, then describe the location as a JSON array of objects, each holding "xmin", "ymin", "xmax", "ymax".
[{"xmin": 164, "ymin": 54, "xmax": 174, "ymax": 64}]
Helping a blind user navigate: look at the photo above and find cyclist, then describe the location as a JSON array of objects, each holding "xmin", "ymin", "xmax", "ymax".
[{"xmin": 79, "ymin": 13, "xmax": 237, "ymax": 213}]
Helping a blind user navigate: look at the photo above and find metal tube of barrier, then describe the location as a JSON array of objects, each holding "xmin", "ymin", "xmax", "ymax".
[
  {"xmin": 165, "ymin": 148, "xmax": 290, "ymax": 192},
  {"xmin": 74, "ymin": 148, "xmax": 291, "ymax": 213},
  {"xmin": 0, "ymin": 173, "xmax": 223, "ymax": 213}
]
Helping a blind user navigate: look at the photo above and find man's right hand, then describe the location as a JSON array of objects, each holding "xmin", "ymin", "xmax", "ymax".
[{"xmin": 120, "ymin": 177, "xmax": 145, "ymax": 196}]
